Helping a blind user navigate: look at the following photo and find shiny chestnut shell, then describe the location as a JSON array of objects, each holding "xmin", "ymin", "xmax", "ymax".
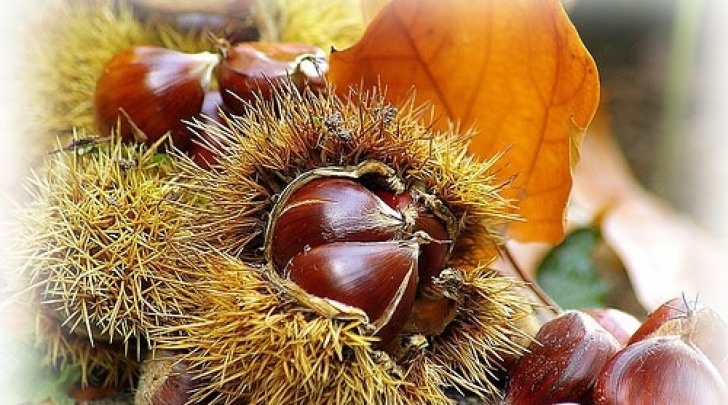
[
  {"xmin": 639, "ymin": 300, "xmax": 728, "ymax": 384},
  {"xmin": 375, "ymin": 190, "xmax": 451, "ymax": 287},
  {"xmin": 264, "ymin": 161, "xmax": 457, "ymax": 346},
  {"xmin": 94, "ymin": 46, "xmax": 219, "ymax": 150},
  {"xmin": 503, "ymin": 311, "xmax": 621, "ymax": 405},
  {"xmin": 628, "ymin": 297, "xmax": 694, "ymax": 344},
  {"xmin": 217, "ymin": 42, "xmax": 327, "ymax": 114},
  {"xmin": 682, "ymin": 308, "xmax": 728, "ymax": 384},
  {"xmin": 287, "ymin": 241, "xmax": 419, "ymax": 344},
  {"xmin": 593, "ymin": 336, "xmax": 728, "ymax": 404},
  {"xmin": 269, "ymin": 177, "xmax": 405, "ymax": 270},
  {"xmin": 584, "ymin": 307, "xmax": 641, "ymax": 347}
]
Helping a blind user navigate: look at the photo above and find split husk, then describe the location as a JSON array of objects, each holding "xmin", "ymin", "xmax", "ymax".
[{"xmin": 12, "ymin": 1, "xmax": 543, "ymax": 403}]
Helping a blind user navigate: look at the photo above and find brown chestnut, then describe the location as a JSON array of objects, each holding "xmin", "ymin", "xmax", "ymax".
[
  {"xmin": 375, "ymin": 190, "xmax": 453, "ymax": 287},
  {"xmin": 217, "ymin": 42, "xmax": 327, "ymax": 114},
  {"xmin": 646, "ymin": 302, "xmax": 728, "ymax": 384},
  {"xmin": 94, "ymin": 46, "xmax": 219, "ymax": 150},
  {"xmin": 628, "ymin": 296, "xmax": 702, "ymax": 344},
  {"xmin": 681, "ymin": 308, "xmax": 728, "ymax": 384},
  {"xmin": 135, "ymin": 350, "xmax": 194, "ymax": 405},
  {"xmin": 264, "ymin": 161, "xmax": 458, "ymax": 347},
  {"xmin": 584, "ymin": 307, "xmax": 641, "ymax": 347},
  {"xmin": 593, "ymin": 335, "xmax": 728, "ymax": 404},
  {"xmin": 269, "ymin": 177, "xmax": 406, "ymax": 271},
  {"xmin": 287, "ymin": 241, "xmax": 419, "ymax": 344},
  {"xmin": 402, "ymin": 293, "xmax": 458, "ymax": 336},
  {"xmin": 503, "ymin": 310, "xmax": 621, "ymax": 405}
]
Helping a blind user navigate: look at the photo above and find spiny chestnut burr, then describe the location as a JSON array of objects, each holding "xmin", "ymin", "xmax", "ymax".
[
  {"xmin": 593, "ymin": 335, "xmax": 728, "ymax": 404},
  {"xmin": 217, "ymin": 42, "xmax": 327, "ymax": 114},
  {"xmin": 136, "ymin": 85, "xmax": 536, "ymax": 404},
  {"xmin": 188, "ymin": 91, "xmax": 229, "ymax": 169},
  {"xmin": 94, "ymin": 46, "xmax": 220, "ymax": 150},
  {"xmin": 264, "ymin": 161, "xmax": 456, "ymax": 346},
  {"xmin": 503, "ymin": 310, "xmax": 621, "ymax": 405}
]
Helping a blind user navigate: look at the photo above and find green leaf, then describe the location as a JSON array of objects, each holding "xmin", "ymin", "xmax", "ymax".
[{"xmin": 537, "ymin": 227, "xmax": 608, "ymax": 309}]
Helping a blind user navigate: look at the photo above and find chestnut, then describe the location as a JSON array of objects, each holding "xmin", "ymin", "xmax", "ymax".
[
  {"xmin": 268, "ymin": 177, "xmax": 406, "ymax": 271},
  {"xmin": 135, "ymin": 350, "xmax": 195, "ymax": 405},
  {"xmin": 503, "ymin": 310, "xmax": 621, "ymax": 405},
  {"xmin": 625, "ymin": 296, "xmax": 727, "ymax": 381},
  {"xmin": 287, "ymin": 241, "xmax": 419, "ymax": 344},
  {"xmin": 375, "ymin": 190, "xmax": 452, "ymax": 288},
  {"xmin": 680, "ymin": 307, "xmax": 728, "ymax": 384},
  {"xmin": 584, "ymin": 307, "xmax": 641, "ymax": 347},
  {"xmin": 628, "ymin": 296, "xmax": 700, "ymax": 344},
  {"xmin": 264, "ymin": 161, "xmax": 457, "ymax": 347},
  {"xmin": 593, "ymin": 335, "xmax": 728, "ymax": 404},
  {"xmin": 188, "ymin": 90, "xmax": 230, "ymax": 169},
  {"xmin": 94, "ymin": 46, "xmax": 220, "ymax": 150},
  {"xmin": 216, "ymin": 42, "xmax": 327, "ymax": 114}
]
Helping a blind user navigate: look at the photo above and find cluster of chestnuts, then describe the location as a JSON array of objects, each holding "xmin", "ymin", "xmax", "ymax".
[
  {"xmin": 264, "ymin": 162, "xmax": 459, "ymax": 348},
  {"xmin": 93, "ymin": 40, "xmax": 327, "ymax": 167},
  {"xmin": 503, "ymin": 297, "xmax": 728, "ymax": 404},
  {"xmin": 35, "ymin": 25, "xmax": 530, "ymax": 402},
  {"xmin": 23, "ymin": 4, "xmax": 728, "ymax": 404},
  {"xmin": 92, "ymin": 37, "xmax": 462, "ymax": 354}
]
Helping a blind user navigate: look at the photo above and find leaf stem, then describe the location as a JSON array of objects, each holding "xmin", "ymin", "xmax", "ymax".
[{"xmin": 500, "ymin": 244, "xmax": 561, "ymax": 317}]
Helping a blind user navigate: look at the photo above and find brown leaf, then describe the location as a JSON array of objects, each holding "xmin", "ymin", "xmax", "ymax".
[{"xmin": 329, "ymin": 0, "xmax": 600, "ymax": 243}]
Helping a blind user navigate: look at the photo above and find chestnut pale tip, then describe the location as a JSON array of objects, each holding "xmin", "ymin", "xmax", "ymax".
[
  {"xmin": 94, "ymin": 46, "xmax": 221, "ymax": 150},
  {"xmin": 145, "ymin": 51, "xmax": 219, "ymax": 93}
]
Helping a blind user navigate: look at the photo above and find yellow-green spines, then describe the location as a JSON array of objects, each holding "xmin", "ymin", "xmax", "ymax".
[
  {"xmin": 19, "ymin": 137, "xmax": 197, "ymax": 347},
  {"xmin": 33, "ymin": 301, "xmax": 138, "ymax": 388},
  {"xmin": 148, "ymin": 85, "xmax": 531, "ymax": 403},
  {"xmin": 151, "ymin": 255, "xmax": 402, "ymax": 404},
  {"xmin": 425, "ymin": 266, "xmax": 533, "ymax": 397},
  {"xmin": 151, "ymin": 255, "xmax": 531, "ymax": 403},
  {"xmin": 17, "ymin": 1, "xmax": 538, "ymax": 401},
  {"xmin": 176, "ymin": 85, "xmax": 515, "ymax": 262}
]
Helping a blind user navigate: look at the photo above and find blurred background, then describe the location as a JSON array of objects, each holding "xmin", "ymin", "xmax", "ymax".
[
  {"xmin": 563, "ymin": 0, "xmax": 728, "ymax": 316},
  {"xmin": 1, "ymin": 0, "xmax": 727, "ymax": 401},
  {"xmin": 572, "ymin": 0, "xmax": 727, "ymax": 238}
]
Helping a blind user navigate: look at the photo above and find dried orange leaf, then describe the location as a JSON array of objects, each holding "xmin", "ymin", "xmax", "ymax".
[{"xmin": 329, "ymin": 0, "xmax": 599, "ymax": 243}]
